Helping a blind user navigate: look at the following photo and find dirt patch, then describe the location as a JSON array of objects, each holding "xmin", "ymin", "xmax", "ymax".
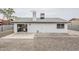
[
  {"xmin": 0, "ymin": 31, "xmax": 79, "ymax": 51},
  {"xmin": 0, "ymin": 36, "xmax": 79, "ymax": 51},
  {"xmin": 0, "ymin": 30, "xmax": 13, "ymax": 38},
  {"xmin": 34, "ymin": 37, "xmax": 79, "ymax": 51},
  {"xmin": 0, "ymin": 39, "xmax": 34, "ymax": 51}
]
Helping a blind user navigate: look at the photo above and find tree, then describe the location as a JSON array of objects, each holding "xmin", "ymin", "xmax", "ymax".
[
  {"xmin": 6, "ymin": 8, "xmax": 15, "ymax": 20},
  {"xmin": 0, "ymin": 8, "xmax": 7, "ymax": 19},
  {"xmin": 0, "ymin": 8, "xmax": 15, "ymax": 20}
]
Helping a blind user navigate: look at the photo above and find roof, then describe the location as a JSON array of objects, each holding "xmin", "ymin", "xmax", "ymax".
[
  {"xmin": 12, "ymin": 18, "xmax": 69, "ymax": 23},
  {"xmin": 69, "ymin": 18, "xmax": 79, "ymax": 21}
]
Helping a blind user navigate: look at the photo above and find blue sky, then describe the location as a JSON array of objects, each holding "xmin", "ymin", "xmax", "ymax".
[{"xmin": 1, "ymin": 8, "xmax": 79, "ymax": 20}]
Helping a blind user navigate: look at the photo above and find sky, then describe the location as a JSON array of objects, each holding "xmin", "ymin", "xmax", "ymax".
[{"xmin": 1, "ymin": 8, "xmax": 79, "ymax": 20}]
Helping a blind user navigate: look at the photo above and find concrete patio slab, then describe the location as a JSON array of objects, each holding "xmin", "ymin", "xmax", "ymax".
[
  {"xmin": 1, "ymin": 30, "xmax": 79, "ymax": 40},
  {"xmin": 1, "ymin": 33, "xmax": 35, "ymax": 39}
]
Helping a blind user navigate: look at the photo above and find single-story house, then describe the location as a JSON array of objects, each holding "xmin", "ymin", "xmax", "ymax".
[{"xmin": 12, "ymin": 18, "xmax": 69, "ymax": 33}]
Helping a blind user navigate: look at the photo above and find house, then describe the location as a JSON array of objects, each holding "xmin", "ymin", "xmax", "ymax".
[
  {"xmin": 12, "ymin": 18, "xmax": 69, "ymax": 33},
  {"xmin": 0, "ymin": 19, "xmax": 11, "ymax": 25},
  {"xmin": 69, "ymin": 18, "xmax": 79, "ymax": 25},
  {"xmin": 12, "ymin": 12, "xmax": 69, "ymax": 33},
  {"xmin": 68, "ymin": 18, "xmax": 79, "ymax": 31}
]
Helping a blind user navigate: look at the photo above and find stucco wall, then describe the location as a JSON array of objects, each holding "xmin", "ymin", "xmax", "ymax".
[
  {"xmin": 70, "ymin": 20, "xmax": 79, "ymax": 25},
  {"xmin": 28, "ymin": 23, "xmax": 68, "ymax": 33},
  {"xmin": 14, "ymin": 23, "xmax": 68, "ymax": 33}
]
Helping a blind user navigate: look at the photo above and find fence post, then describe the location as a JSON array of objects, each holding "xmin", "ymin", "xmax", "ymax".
[{"xmin": 1, "ymin": 25, "xmax": 3, "ymax": 32}]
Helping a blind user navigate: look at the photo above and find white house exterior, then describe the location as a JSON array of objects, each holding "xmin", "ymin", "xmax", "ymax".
[
  {"xmin": 27, "ymin": 23, "xmax": 68, "ymax": 33},
  {"xmin": 12, "ymin": 18, "xmax": 69, "ymax": 33}
]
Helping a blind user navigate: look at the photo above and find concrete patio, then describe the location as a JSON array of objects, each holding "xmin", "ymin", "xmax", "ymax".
[
  {"xmin": 1, "ymin": 32, "xmax": 35, "ymax": 39},
  {"xmin": 1, "ymin": 30, "xmax": 79, "ymax": 40}
]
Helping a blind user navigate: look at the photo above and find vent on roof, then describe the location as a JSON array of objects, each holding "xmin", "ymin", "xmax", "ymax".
[{"xmin": 40, "ymin": 13, "xmax": 45, "ymax": 19}]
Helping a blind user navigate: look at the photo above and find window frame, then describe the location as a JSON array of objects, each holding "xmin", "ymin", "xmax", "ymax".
[{"xmin": 57, "ymin": 24, "xmax": 65, "ymax": 29}]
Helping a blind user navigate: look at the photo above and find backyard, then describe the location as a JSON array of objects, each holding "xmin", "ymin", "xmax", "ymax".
[
  {"xmin": 0, "ymin": 8, "xmax": 79, "ymax": 51},
  {"xmin": 0, "ymin": 25, "xmax": 13, "ymax": 37},
  {"xmin": 0, "ymin": 30, "xmax": 79, "ymax": 51},
  {"xmin": 0, "ymin": 24, "xmax": 79, "ymax": 51}
]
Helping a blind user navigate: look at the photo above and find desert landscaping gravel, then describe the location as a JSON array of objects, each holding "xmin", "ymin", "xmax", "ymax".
[
  {"xmin": 0, "ymin": 33, "xmax": 79, "ymax": 51},
  {"xmin": 0, "ymin": 30, "xmax": 79, "ymax": 51}
]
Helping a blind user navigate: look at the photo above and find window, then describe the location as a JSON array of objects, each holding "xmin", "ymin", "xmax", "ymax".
[
  {"xmin": 40, "ymin": 13, "xmax": 45, "ymax": 19},
  {"xmin": 40, "ymin": 17, "xmax": 45, "ymax": 19},
  {"xmin": 57, "ymin": 24, "xmax": 64, "ymax": 29},
  {"xmin": 41, "ymin": 13, "xmax": 44, "ymax": 15}
]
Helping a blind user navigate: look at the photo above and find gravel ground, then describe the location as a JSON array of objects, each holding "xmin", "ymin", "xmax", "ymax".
[
  {"xmin": 0, "ymin": 30, "xmax": 79, "ymax": 51},
  {"xmin": 0, "ymin": 30, "xmax": 13, "ymax": 38},
  {"xmin": 34, "ymin": 37, "xmax": 79, "ymax": 51},
  {"xmin": 0, "ymin": 34, "xmax": 79, "ymax": 51},
  {"xmin": 0, "ymin": 39, "xmax": 34, "ymax": 51}
]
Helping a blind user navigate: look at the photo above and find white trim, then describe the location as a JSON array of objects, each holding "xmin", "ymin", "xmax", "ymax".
[{"xmin": 14, "ymin": 23, "xmax": 17, "ymax": 33}]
